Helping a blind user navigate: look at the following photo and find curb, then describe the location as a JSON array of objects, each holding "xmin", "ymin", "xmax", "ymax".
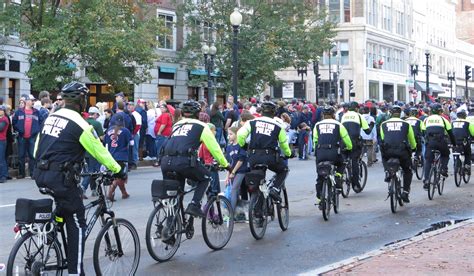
[{"xmin": 300, "ymin": 218, "xmax": 474, "ymax": 275}]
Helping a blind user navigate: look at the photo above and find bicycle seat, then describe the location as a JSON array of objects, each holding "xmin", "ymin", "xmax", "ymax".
[
  {"xmin": 386, "ymin": 158, "xmax": 400, "ymax": 173},
  {"xmin": 39, "ymin": 187, "xmax": 55, "ymax": 196},
  {"xmin": 431, "ymin": 150, "xmax": 441, "ymax": 154},
  {"xmin": 253, "ymin": 164, "xmax": 268, "ymax": 170},
  {"xmin": 317, "ymin": 161, "xmax": 334, "ymax": 167}
]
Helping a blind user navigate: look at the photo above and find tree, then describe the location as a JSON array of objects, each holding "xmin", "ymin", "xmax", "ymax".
[
  {"xmin": 176, "ymin": 0, "xmax": 336, "ymax": 98},
  {"xmin": 0, "ymin": 0, "xmax": 165, "ymax": 93}
]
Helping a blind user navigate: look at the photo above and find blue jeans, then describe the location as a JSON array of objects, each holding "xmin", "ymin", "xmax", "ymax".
[
  {"xmin": 0, "ymin": 140, "xmax": 7, "ymax": 179},
  {"xmin": 207, "ymin": 170, "xmax": 220, "ymax": 197},
  {"xmin": 81, "ymin": 156, "xmax": 101, "ymax": 191},
  {"xmin": 215, "ymin": 127, "xmax": 223, "ymax": 146},
  {"xmin": 18, "ymin": 135, "xmax": 36, "ymax": 176},
  {"xmin": 155, "ymin": 135, "xmax": 167, "ymax": 159},
  {"xmin": 132, "ymin": 134, "xmax": 140, "ymax": 164},
  {"xmin": 145, "ymin": 135, "xmax": 156, "ymax": 157}
]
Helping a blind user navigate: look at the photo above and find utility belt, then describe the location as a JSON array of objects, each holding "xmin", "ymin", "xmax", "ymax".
[
  {"xmin": 426, "ymin": 133, "xmax": 445, "ymax": 142},
  {"xmin": 249, "ymin": 148, "xmax": 280, "ymax": 161},
  {"xmin": 36, "ymin": 160, "xmax": 82, "ymax": 188},
  {"xmin": 163, "ymin": 149, "xmax": 199, "ymax": 167}
]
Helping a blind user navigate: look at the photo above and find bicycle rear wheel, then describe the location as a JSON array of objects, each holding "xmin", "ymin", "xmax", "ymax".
[
  {"xmin": 321, "ymin": 179, "xmax": 331, "ymax": 221},
  {"xmin": 414, "ymin": 158, "xmax": 423, "ymax": 180},
  {"xmin": 202, "ymin": 195, "xmax": 234, "ymax": 250},
  {"xmin": 428, "ymin": 167, "xmax": 437, "ymax": 200},
  {"xmin": 249, "ymin": 192, "xmax": 267, "ymax": 240},
  {"xmin": 145, "ymin": 205, "xmax": 182, "ymax": 262},
  {"xmin": 353, "ymin": 160, "xmax": 367, "ymax": 193},
  {"xmin": 7, "ymin": 231, "xmax": 64, "ymax": 276},
  {"xmin": 389, "ymin": 178, "xmax": 398, "ymax": 213},
  {"xmin": 438, "ymin": 177, "xmax": 445, "ymax": 195},
  {"xmin": 277, "ymin": 187, "xmax": 289, "ymax": 231},
  {"xmin": 341, "ymin": 167, "xmax": 351, "ymax": 198},
  {"xmin": 93, "ymin": 218, "xmax": 140, "ymax": 275},
  {"xmin": 454, "ymin": 158, "xmax": 462, "ymax": 187},
  {"xmin": 463, "ymin": 167, "xmax": 471, "ymax": 184},
  {"xmin": 333, "ymin": 185, "xmax": 340, "ymax": 214}
]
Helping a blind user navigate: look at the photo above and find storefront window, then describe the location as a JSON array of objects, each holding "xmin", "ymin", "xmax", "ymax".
[
  {"xmin": 369, "ymin": 81, "xmax": 379, "ymax": 100},
  {"xmin": 397, "ymin": 85, "xmax": 406, "ymax": 102}
]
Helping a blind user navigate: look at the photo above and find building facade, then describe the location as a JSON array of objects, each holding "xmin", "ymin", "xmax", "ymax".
[{"xmin": 273, "ymin": 0, "xmax": 474, "ymax": 104}]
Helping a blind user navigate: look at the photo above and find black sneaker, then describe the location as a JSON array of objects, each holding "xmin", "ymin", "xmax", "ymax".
[
  {"xmin": 440, "ymin": 169, "xmax": 448, "ymax": 177},
  {"xmin": 185, "ymin": 203, "xmax": 204, "ymax": 218},
  {"xmin": 269, "ymin": 187, "xmax": 282, "ymax": 203},
  {"xmin": 423, "ymin": 180, "xmax": 430, "ymax": 190},
  {"xmin": 384, "ymin": 172, "xmax": 390, "ymax": 182},
  {"xmin": 401, "ymin": 191, "xmax": 410, "ymax": 203}
]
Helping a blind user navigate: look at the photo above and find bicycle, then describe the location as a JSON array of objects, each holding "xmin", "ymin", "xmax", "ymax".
[
  {"xmin": 7, "ymin": 171, "xmax": 140, "ymax": 276},
  {"xmin": 427, "ymin": 150, "xmax": 446, "ymax": 200},
  {"xmin": 340, "ymin": 155, "xmax": 368, "ymax": 198},
  {"xmin": 246, "ymin": 164, "xmax": 289, "ymax": 240},
  {"xmin": 412, "ymin": 154, "xmax": 424, "ymax": 180},
  {"xmin": 453, "ymin": 145, "xmax": 471, "ymax": 187},
  {"xmin": 385, "ymin": 158, "xmax": 405, "ymax": 213},
  {"xmin": 146, "ymin": 168, "xmax": 234, "ymax": 262},
  {"xmin": 316, "ymin": 161, "xmax": 340, "ymax": 221}
]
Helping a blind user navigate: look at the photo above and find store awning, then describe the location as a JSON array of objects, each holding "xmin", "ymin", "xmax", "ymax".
[
  {"xmin": 159, "ymin": 66, "xmax": 177, "ymax": 74},
  {"xmin": 190, "ymin": 69, "xmax": 220, "ymax": 77},
  {"xmin": 415, "ymin": 81, "xmax": 444, "ymax": 93}
]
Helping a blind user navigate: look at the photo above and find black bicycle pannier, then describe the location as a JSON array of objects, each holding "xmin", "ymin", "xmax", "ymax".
[
  {"xmin": 245, "ymin": 169, "xmax": 266, "ymax": 192},
  {"xmin": 317, "ymin": 161, "xmax": 334, "ymax": 177},
  {"xmin": 386, "ymin": 158, "xmax": 400, "ymax": 173},
  {"xmin": 15, "ymin": 198, "xmax": 53, "ymax": 224},
  {"xmin": 151, "ymin": 179, "xmax": 181, "ymax": 200}
]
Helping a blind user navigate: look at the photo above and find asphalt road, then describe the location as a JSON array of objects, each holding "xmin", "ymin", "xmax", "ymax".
[{"xmin": 0, "ymin": 154, "xmax": 473, "ymax": 275}]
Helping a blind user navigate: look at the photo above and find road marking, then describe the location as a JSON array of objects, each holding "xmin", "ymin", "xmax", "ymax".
[{"xmin": 0, "ymin": 204, "xmax": 15, "ymax": 208}]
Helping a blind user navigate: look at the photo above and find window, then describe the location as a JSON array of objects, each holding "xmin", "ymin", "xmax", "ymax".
[
  {"xmin": 369, "ymin": 81, "xmax": 379, "ymax": 100},
  {"xmin": 382, "ymin": 5, "xmax": 392, "ymax": 32},
  {"xmin": 367, "ymin": 0, "xmax": 378, "ymax": 26},
  {"xmin": 9, "ymin": 60, "xmax": 20, "ymax": 72},
  {"xmin": 340, "ymin": 41, "xmax": 349, "ymax": 65},
  {"xmin": 343, "ymin": 0, "xmax": 350, "ymax": 22},
  {"xmin": 396, "ymin": 11, "xmax": 405, "ymax": 36},
  {"xmin": 397, "ymin": 85, "xmax": 406, "ymax": 102},
  {"xmin": 329, "ymin": 0, "xmax": 340, "ymax": 23},
  {"xmin": 157, "ymin": 10, "xmax": 176, "ymax": 50},
  {"xmin": 0, "ymin": 59, "xmax": 5, "ymax": 71},
  {"xmin": 202, "ymin": 21, "xmax": 213, "ymax": 42}
]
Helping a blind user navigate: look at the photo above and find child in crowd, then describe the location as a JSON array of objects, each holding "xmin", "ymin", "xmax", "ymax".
[
  {"xmin": 225, "ymin": 127, "xmax": 248, "ymax": 214},
  {"xmin": 104, "ymin": 116, "xmax": 132, "ymax": 201},
  {"xmin": 198, "ymin": 123, "xmax": 220, "ymax": 197},
  {"xmin": 297, "ymin": 122, "xmax": 311, "ymax": 160}
]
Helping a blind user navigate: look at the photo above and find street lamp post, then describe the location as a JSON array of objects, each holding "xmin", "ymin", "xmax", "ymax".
[
  {"xmin": 425, "ymin": 49, "xmax": 431, "ymax": 101},
  {"xmin": 447, "ymin": 71, "xmax": 455, "ymax": 101},
  {"xmin": 297, "ymin": 65, "xmax": 307, "ymax": 100},
  {"xmin": 202, "ymin": 44, "xmax": 217, "ymax": 103},
  {"xmin": 230, "ymin": 8, "xmax": 242, "ymax": 101},
  {"xmin": 313, "ymin": 57, "xmax": 320, "ymax": 104},
  {"xmin": 328, "ymin": 51, "xmax": 332, "ymax": 100},
  {"xmin": 410, "ymin": 62, "xmax": 418, "ymax": 103}
]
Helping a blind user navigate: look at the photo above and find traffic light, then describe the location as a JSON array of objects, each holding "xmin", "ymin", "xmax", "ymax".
[
  {"xmin": 466, "ymin": 65, "xmax": 472, "ymax": 81},
  {"xmin": 316, "ymin": 73, "xmax": 321, "ymax": 84},
  {"xmin": 349, "ymin": 80, "xmax": 355, "ymax": 98}
]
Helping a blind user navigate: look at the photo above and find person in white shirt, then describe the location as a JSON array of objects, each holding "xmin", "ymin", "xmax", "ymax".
[
  {"xmin": 360, "ymin": 106, "xmax": 377, "ymax": 166},
  {"xmin": 144, "ymin": 100, "xmax": 160, "ymax": 160}
]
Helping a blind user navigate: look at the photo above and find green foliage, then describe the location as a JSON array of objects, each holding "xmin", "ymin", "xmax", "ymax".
[
  {"xmin": 177, "ymin": 0, "xmax": 336, "ymax": 97},
  {"xmin": 0, "ymin": 0, "xmax": 165, "ymax": 93}
]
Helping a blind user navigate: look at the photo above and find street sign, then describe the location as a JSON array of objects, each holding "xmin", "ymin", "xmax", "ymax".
[{"xmin": 282, "ymin": 82, "xmax": 294, "ymax": 98}]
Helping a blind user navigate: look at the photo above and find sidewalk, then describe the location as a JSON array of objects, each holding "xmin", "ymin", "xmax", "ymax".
[{"xmin": 324, "ymin": 221, "xmax": 474, "ymax": 275}]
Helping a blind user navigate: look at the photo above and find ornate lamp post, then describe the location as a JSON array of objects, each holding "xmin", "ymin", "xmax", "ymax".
[
  {"xmin": 447, "ymin": 71, "xmax": 455, "ymax": 101},
  {"xmin": 424, "ymin": 49, "xmax": 431, "ymax": 101},
  {"xmin": 297, "ymin": 65, "xmax": 307, "ymax": 99},
  {"xmin": 202, "ymin": 44, "xmax": 217, "ymax": 103},
  {"xmin": 313, "ymin": 56, "xmax": 320, "ymax": 104},
  {"xmin": 410, "ymin": 61, "xmax": 419, "ymax": 103},
  {"xmin": 230, "ymin": 8, "xmax": 242, "ymax": 101}
]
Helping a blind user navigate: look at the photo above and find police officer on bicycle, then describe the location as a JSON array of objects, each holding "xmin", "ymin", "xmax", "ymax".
[
  {"xmin": 237, "ymin": 101, "xmax": 293, "ymax": 203},
  {"xmin": 405, "ymin": 107, "xmax": 424, "ymax": 162},
  {"xmin": 160, "ymin": 100, "xmax": 230, "ymax": 218},
  {"xmin": 33, "ymin": 82, "xmax": 122, "ymax": 276},
  {"xmin": 451, "ymin": 110, "xmax": 474, "ymax": 174},
  {"xmin": 380, "ymin": 106, "xmax": 417, "ymax": 203},
  {"xmin": 313, "ymin": 106, "xmax": 352, "ymax": 204},
  {"xmin": 421, "ymin": 103, "xmax": 456, "ymax": 190},
  {"xmin": 340, "ymin": 101, "xmax": 372, "ymax": 190}
]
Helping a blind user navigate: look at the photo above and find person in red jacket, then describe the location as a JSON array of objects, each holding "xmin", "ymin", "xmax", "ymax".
[
  {"xmin": 153, "ymin": 103, "xmax": 173, "ymax": 166},
  {"xmin": 0, "ymin": 105, "xmax": 10, "ymax": 183}
]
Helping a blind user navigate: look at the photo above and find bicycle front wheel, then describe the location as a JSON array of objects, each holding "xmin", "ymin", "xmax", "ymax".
[
  {"xmin": 353, "ymin": 160, "xmax": 368, "ymax": 193},
  {"xmin": 454, "ymin": 158, "xmax": 462, "ymax": 187},
  {"xmin": 428, "ymin": 167, "xmax": 437, "ymax": 200},
  {"xmin": 333, "ymin": 185, "xmax": 340, "ymax": 214},
  {"xmin": 249, "ymin": 192, "xmax": 267, "ymax": 240},
  {"xmin": 93, "ymin": 218, "xmax": 140, "ymax": 276},
  {"xmin": 463, "ymin": 166, "xmax": 471, "ymax": 184},
  {"xmin": 341, "ymin": 167, "xmax": 351, "ymax": 198},
  {"xmin": 389, "ymin": 178, "xmax": 398, "ymax": 213},
  {"xmin": 7, "ymin": 231, "xmax": 64, "ymax": 276},
  {"xmin": 202, "ymin": 195, "xmax": 234, "ymax": 250},
  {"xmin": 438, "ymin": 177, "xmax": 445, "ymax": 195},
  {"xmin": 277, "ymin": 188, "xmax": 289, "ymax": 231},
  {"xmin": 145, "ymin": 205, "xmax": 182, "ymax": 262},
  {"xmin": 321, "ymin": 179, "xmax": 331, "ymax": 221}
]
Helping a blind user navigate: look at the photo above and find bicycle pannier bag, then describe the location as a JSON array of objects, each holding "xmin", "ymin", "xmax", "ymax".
[
  {"xmin": 151, "ymin": 179, "xmax": 181, "ymax": 200},
  {"xmin": 245, "ymin": 169, "xmax": 266, "ymax": 192},
  {"xmin": 15, "ymin": 198, "xmax": 53, "ymax": 224}
]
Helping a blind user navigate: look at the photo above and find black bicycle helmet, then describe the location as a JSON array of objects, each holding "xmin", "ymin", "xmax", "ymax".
[
  {"xmin": 60, "ymin": 81, "xmax": 89, "ymax": 100},
  {"xmin": 348, "ymin": 101, "xmax": 359, "ymax": 111},
  {"xmin": 409, "ymin": 107, "xmax": 418, "ymax": 116},
  {"xmin": 261, "ymin": 101, "xmax": 277, "ymax": 114},
  {"xmin": 457, "ymin": 110, "xmax": 467, "ymax": 118},
  {"xmin": 390, "ymin": 105, "xmax": 402, "ymax": 114},
  {"xmin": 431, "ymin": 103, "xmax": 442, "ymax": 114},
  {"xmin": 180, "ymin": 100, "xmax": 201, "ymax": 117},
  {"xmin": 322, "ymin": 105, "xmax": 335, "ymax": 115},
  {"xmin": 341, "ymin": 102, "xmax": 348, "ymax": 109}
]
